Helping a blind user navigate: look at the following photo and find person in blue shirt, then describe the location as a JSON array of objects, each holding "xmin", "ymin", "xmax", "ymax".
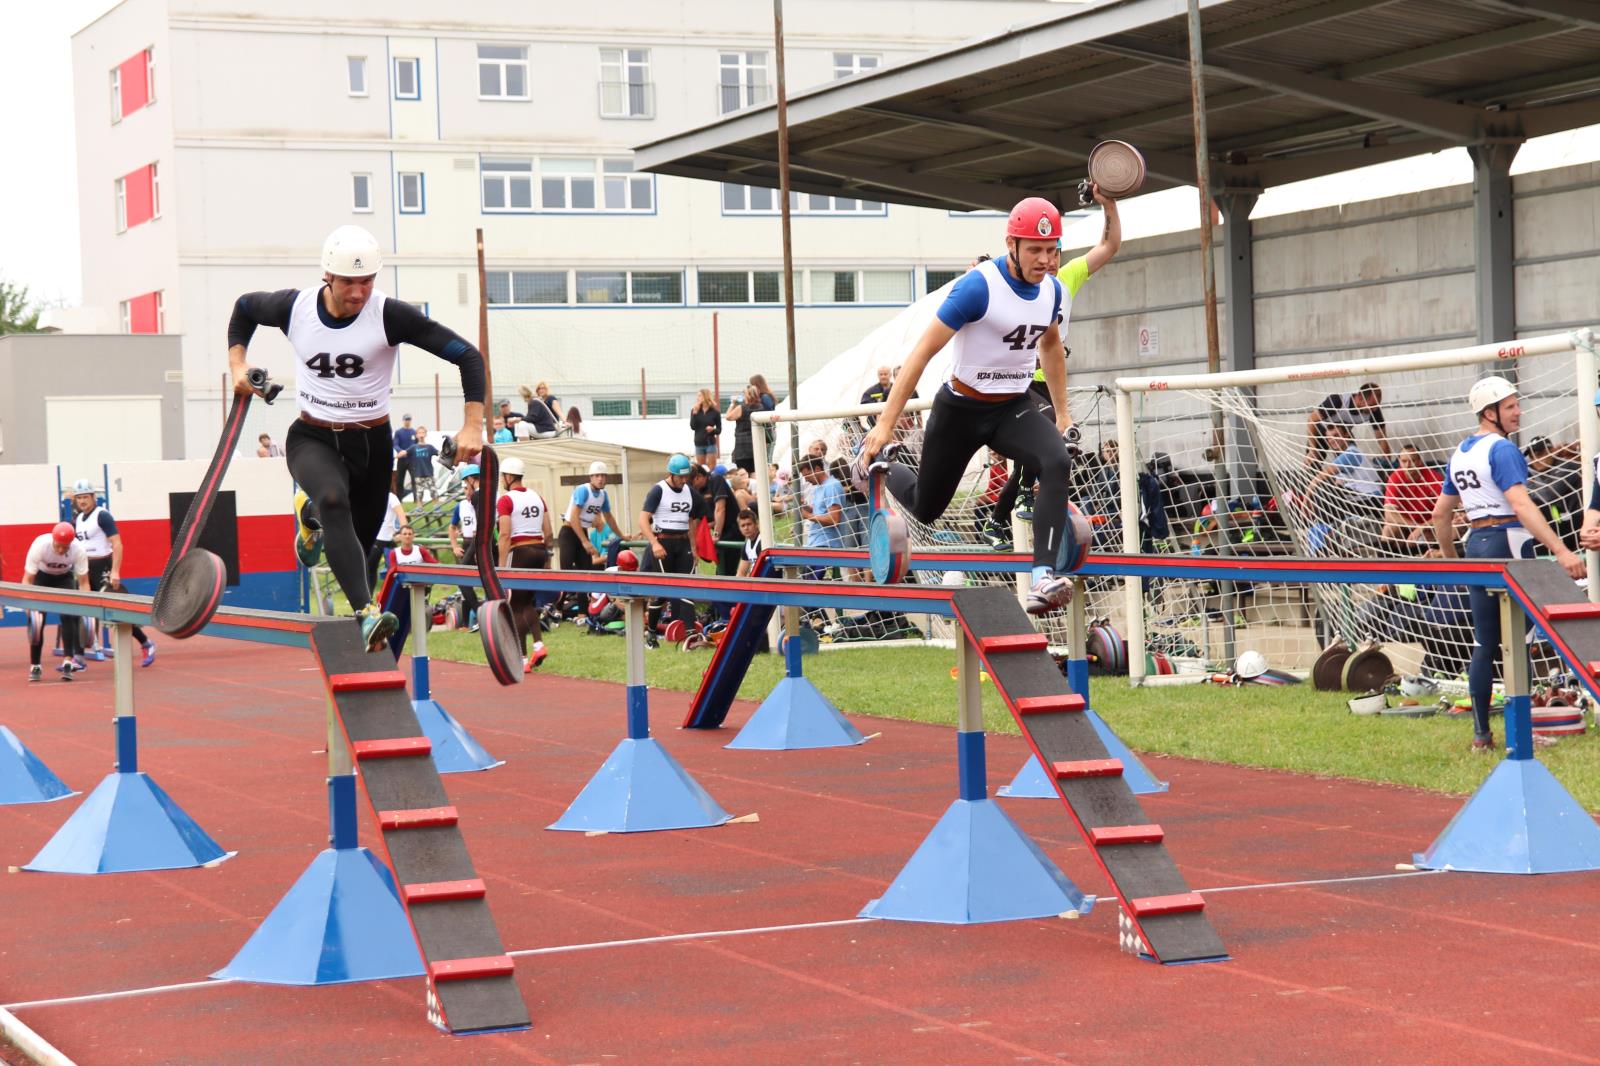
[
  {"xmin": 1432, "ymin": 376, "xmax": 1582, "ymax": 752},
  {"xmin": 398, "ymin": 426, "xmax": 440, "ymax": 502},
  {"xmin": 392, "ymin": 414, "xmax": 416, "ymax": 500}
]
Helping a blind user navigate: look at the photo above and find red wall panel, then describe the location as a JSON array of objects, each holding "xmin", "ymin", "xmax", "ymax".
[
  {"xmin": 119, "ymin": 51, "xmax": 149, "ymax": 116},
  {"xmin": 127, "ymin": 291, "xmax": 159, "ymax": 334},
  {"xmin": 124, "ymin": 164, "xmax": 155, "ymax": 228}
]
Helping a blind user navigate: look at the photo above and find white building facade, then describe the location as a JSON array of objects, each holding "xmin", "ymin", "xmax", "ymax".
[{"xmin": 72, "ymin": 0, "xmax": 1061, "ymax": 456}]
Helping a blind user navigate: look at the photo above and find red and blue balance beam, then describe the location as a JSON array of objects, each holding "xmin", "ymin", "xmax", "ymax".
[{"xmin": 0, "ymin": 580, "xmax": 322, "ymax": 648}]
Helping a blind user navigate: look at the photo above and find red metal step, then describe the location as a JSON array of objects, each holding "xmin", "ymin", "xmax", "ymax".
[
  {"xmin": 1015, "ymin": 693, "xmax": 1086, "ymax": 715},
  {"xmin": 1128, "ymin": 892, "xmax": 1206, "ymax": 917},
  {"xmin": 352, "ymin": 736, "xmax": 432, "ymax": 760},
  {"xmin": 1052, "ymin": 758, "xmax": 1124, "ymax": 779},
  {"xmin": 379, "ymin": 805, "xmax": 460, "ymax": 830},
  {"xmin": 1544, "ymin": 602, "xmax": 1600, "ymax": 621},
  {"xmin": 1089, "ymin": 824, "xmax": 1165, "ymax": 846},
  {"xmin": 430, "ymin": 955, "xmax": 516, "ymax": 983},
  {"xmin": 978, "ymin": 632, "xmax": 1049, "ymax": 654},
  {"xmin": 403, "ymin": 879, "xmax": 488, "ymax": 904},
  {"xmin": 328, "ymin": 671, "xmax": 408, "ymax": 692}
]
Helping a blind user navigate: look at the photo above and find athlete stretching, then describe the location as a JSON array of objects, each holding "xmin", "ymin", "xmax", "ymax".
[
  {"xmin": 227, "ymin": 225, "xmax": 485, "ymax": 651},
  {"xmin": 861, "ymin": 189, "xmax": 1121, "ymax": 613}
]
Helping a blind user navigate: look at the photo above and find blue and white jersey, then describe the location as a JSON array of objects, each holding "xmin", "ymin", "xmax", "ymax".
[
  {"xmin": 452, "ymin": 498, "xmax": 477, "ymax": 539},
  {"xmin": 74, "ymin": 507, "xmax": 118, "ymax": 559},
  {"xmin": 936, "ymin": 258, "xmax": 1063, "ymax": 396},
  {"xmin": 1442, "ymin": 432, "xmax": 1527, "ymax": 522},
  {"xmin": 566, "ymin": 484, "xmax": 611, "ymax": 530}
]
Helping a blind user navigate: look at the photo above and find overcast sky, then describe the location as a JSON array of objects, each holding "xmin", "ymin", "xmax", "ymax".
[{"xmin": 2, "ymin": 1, "xmax": 1595, "ymax": 313}]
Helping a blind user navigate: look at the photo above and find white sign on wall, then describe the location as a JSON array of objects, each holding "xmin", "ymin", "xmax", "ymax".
[{"xmin": 1138, "ymin": 324, "xmax": 1161, "ymax": 359}]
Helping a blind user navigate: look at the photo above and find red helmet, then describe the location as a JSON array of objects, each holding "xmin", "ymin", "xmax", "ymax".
[
  {"xmin": 616, "ymin": 549, "xmax": 639, "ymax": 572},
  {"xmin": 51, "ymin": 521, "xmax": 75, "ymax": 547},
  {"xmin": 1006, "ymin": 197, "xmax": 1063, "ymax": 241}
]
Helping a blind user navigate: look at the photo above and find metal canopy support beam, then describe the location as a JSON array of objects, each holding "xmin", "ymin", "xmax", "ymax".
[
  {"xmin": 1220, "ymin": 191, "xmax": 1260, "ymax": 494},
  {"xmin": 1460, "ymin": 0, "xmax": 1600, "ymax": 31},
  {"xmin": 1468, "ymin": 142, "xmax": 1521, "ymax": 345},
  {"xmin": 711, "ymin": 145, "xmax": 1032, "ymax": 212}
]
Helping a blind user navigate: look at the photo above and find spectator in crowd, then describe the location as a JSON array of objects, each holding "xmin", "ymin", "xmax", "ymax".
[
  {"xmin": 535, "ymin": 381, "xmax": 563, "ymax": 423},
  {"xmin": 565, "ymin": 405, "xmax": 584, "ymax": 437},
  {"xmin": 392, "ymin": 414, "xmax": 417, "ymax": 500},
  {"xmin": 726, "ymin": 384, "xmax": 760, "ymax": 474},
  {"xmin": 735, "ymin": 508, "xmax": 763, "ymax": 577},
  {"xmin": 519, "ymin": 385, "xmax": 560, "ymax": 436},
  {"xmin": 493, "ymin": 417, "xmax": 513, "ymax": 444},
  {"xmin": 257, "ymin": 433, "xmax": 283, "ymax": 458},
  {"xmin": 806, "ymin": 438, "xmax": 828, "ymax": 463},
  {"xmin": 750, "ymin": 374, "xmax": 778, "ymax": 457},
  {"xmin": 1525, "ymin": 435, "xmax": 1584, "ymax": 543},
  {"xmin": 447, "ymin": 463, "xmax": 482, "ymax": 631},
  {"xmin": 399, "ymin": 426, "xmax": 440, "ymax": 502},
  {"xmin": 1381, "ymin": 444, "xmax": 1444, "ymax": 545},
  {"xmin": 1308, "ymin": 423, "xmax": 1386, "ymax": 505},
  {"xmin": 690, "ymin": 389, "xmax": 722, "ymax": 466},
  {"xmin": 366, "ymin": 491, "xmax": 407, "ymax": 592},
  {"xmin": 860, "ymin": 366, "xmax": 892, "ymax": 428},
  {"xmin": 727, "ymin": 467, "xmax": 755, "ymax": 512},
  {"xmin": 1308, "ymin": 382, "xmax": 1389, "ymax": 465},
  {"xmin": 386, "ymin": 523, "xmax": 437, "ymax": 570},
  {"xmin": 798, "ymin": 455, "xmax": 845, "ymax": 576}
]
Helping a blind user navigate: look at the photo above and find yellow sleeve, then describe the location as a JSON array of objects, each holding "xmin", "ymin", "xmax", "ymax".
[{"xmin": 1057, "ymin": 255, "xmax": 1090, "ymax": 299}]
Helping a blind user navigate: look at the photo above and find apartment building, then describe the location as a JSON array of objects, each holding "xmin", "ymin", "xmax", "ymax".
[{"xmin": 72, "ymin": 0, "xmax": 1067, "ymax": 455}]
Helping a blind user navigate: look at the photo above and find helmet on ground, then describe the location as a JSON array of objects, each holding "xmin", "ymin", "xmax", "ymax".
[
  {"xmin": 616, "ymin": 549, "xmax": 639, "ymax": 571},
  {"xmin": 321, "ymin": 225, "xmax": 382, "ymax": 277},
  {"xmin": 500, "ymin": 457, "xmax": 525, "ymax": 478},
  {"xmin": 457, "ymin": 463, "xmax": 480, "ymax": 479},
  {"xmin": 667, "ymin": 454, "xmax": 692, "ymax": 476},
  {"xmin": 51, "ymin": 522, "xmax": 75, "ymax": 547},
  {"xmin": 71, "ymin": 478, "xmax": 95, "ymax": 496},
  {"xmin": 1235, "ymin": 649, "xmax": 1269, "ymax": 679},
  {"xmin": 588, "ymin": 461, "xmax": 608, "ymax": 476},
  {"xmin": 1006, "ymin": 197, "xmax": 1063, "ymax": 241},
  {"xmin": 1468, "ymin": 376, "xmax": 1517, "ymax": 415},
  {"xmin": 1399, "ymin": 675, "xmax": 1439, "ymax": 697}
]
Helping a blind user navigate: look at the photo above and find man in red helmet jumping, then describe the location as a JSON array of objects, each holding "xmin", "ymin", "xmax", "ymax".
[
  {"xmin": 861, "ymin": 185, "xmax": 1121, "ymax": 612},
  {"xmin": 21, "ymin": 522, "xmax": 93, "ymax": 681}
]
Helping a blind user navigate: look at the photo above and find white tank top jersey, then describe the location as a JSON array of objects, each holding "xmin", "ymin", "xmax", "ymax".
[
  {"xmin": 504, "ymin": 487, "xmax": 548, "ymax": 542},
  {"xmin": 391, "ymin": 544, "xmax": 425, "ymax": 565},
  {"xmin": 744, "ymin": 535, "xmax": 762, "ymax": 564},
  {"xmin": 651, "ymin": 479, "xmax": 695, "ymax": 533},
  {"xmin": 455, "ymin": 498, "xmax": 477, "ymax": 539},
  {"xmin": 287, "ymin": 287, "xmax": 398, "ymax": 422},
  {"xmin": 944, "ymin": 258, "xmax": 1062, "ymax": 396},
  {"xmin": 567, "ymin": 485, "xmax": 609, "ymax": 529},
  {"xmin": 1446, "ymin": 433, "xmax": 1518, "ymax": 521},
  {"xmin": 25, "ymin": 535, "xmax": 88, "ymax": 577},
  {"xmin": 377, "ymin": 493, "xmax": 402, "ymax": 540},
  {"xmin": 74, "ymin": 507, "xmax": 113, "ymax": 559}
]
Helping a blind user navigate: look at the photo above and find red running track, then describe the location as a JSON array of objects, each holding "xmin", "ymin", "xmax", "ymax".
[{"xmin": 1, "ymin": 631, "xmax": 1599, "ymax": 1065}]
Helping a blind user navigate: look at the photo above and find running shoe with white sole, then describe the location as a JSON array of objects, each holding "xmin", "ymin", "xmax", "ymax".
[
  {"xmin": 1025, "ymin": 574, "xmax": 1074, "ymax": 616},
  {"xmin": 293, "ymin": 489, "xmax": 324, "ymax": 568},
  {"xmin": 28, "ymin": 665, "xmax": 41, "ymax": 683},
  {"xmin": 141, "ymin": 642, "xmax": 158, "ymax": 668},
  {"xmin": 357, "ymin": 605, "xmax": 398, "ymax": 653}
]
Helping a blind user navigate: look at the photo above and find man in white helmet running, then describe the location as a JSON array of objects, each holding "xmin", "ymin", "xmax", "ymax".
[
  {"xmin": 226, "ymin": 225, "xmax": 486, "ymax": 651},
  {"xmin": 69, "ymin": 479, "xmax": 156, "ymax": 666},
  {"xmin": 1432, "ymin": 375, "xmax": 1583, "ymax": 752}
]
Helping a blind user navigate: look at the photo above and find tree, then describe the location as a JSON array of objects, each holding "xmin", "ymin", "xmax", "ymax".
[{"xmin": 0, "ymin": 279, "xmax": 41, "ymax": 335}]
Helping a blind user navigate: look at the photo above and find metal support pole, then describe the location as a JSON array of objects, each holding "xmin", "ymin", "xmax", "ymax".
[
  {"xmin": 954, "ymin": 625, "xmax": 986, "ymax": 801},
  {"xmin": 1067, "ymin": 577, "xmax": 1090, "ymax": 697},
  {"xmin": 1467, "ymin": 143, "xmax": 1520, "ymax": 347},
  {"xmin": 1220, "ymin": 191, "xmax": 1260, "ymax": 494},
  {"xmin": 1117, "ymin": 389, "xmax": 1146, "ymax": 685},
  {"xmin": 326, "ymin": 693, "xmax": 356, "ymax": 849},
  {"xmin": 624, "ymin": 597, "xmax": 649, "ymax": 740},
  {"xmin": 1500, "ymin": 593, "xmax": 1532, "ymax": 761},
  {"xmin": 113, "ymin": 622, "xmax": 136, "ymax": 773},
  {"xmin": 475, "ymin": 228, "xmax": 493, "ymax": 422},
  {"xmin": 409, "ymin": 584, "xmax": 429, "ymax": 700},
  {"xmin": 1577, "ymin": 338, "xmax": 1599, "ymax": 599},
  {"xmin": 773, "ymin": 0, "xmax": 802, "ymax": 468}
]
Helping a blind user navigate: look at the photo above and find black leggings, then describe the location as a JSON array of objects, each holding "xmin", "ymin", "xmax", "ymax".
[
  {"xmin": 457, "ymin": 537, "xmax": 480, "ymax": 620},
  {"xmin": 642, "ymin": 535, "xmax": 696, "ymax": 629},
  {"xmin": 286, "ymin": 420, "xmax": 393, "ymax": 612},
  {"xmin": 87, "ymin": 558, "xmax": 148, "ymax": 645},
  {"xmin": 884, "ymin": 387, "xmax": 1072, "ymax": 570},
  {"xmin": 507, "ymin": 543, "xmax": 548, "ymax": 654},
  {"xmin": 31, "ymin": 573, "xmax": 83, "ymax": 665}
]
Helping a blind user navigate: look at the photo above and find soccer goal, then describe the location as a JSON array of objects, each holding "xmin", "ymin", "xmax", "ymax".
[{"xmin": 1113, "ymin": 328, "xmax": 1600, "ymax": 685}]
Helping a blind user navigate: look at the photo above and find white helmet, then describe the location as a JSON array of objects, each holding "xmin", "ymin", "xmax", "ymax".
[
  {"xmin": 1399, "ymin": 675, "xmax": 1439, "ymax": 697},
  {"xmin": 1235, "ymin": 649, "xmax": 1268, "ymax": 679},
  {"xmin": 588, "ymin": 461, "xmax": 608, "ymax": 476},
  {"xmin": 321, "ymin": 225, "xmax": 382, "ymax": 277},
  {"xmin": 501, "ymin": 457, "xmax": 525, "ymax": 478},
  {"xmin": 71, "ymin": 478, "xmax": 95, "ymax": 496},
  {"xmin": 1468, "ymin": 376, "xmax": 1517, "ymax": 416}
]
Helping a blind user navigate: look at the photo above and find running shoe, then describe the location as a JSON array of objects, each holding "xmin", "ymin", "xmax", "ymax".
[
  {"xmin": 357, "ymin": 605, "xmax": 398, "ymax": 653},
  {"xmin": 72, "ymin": 656, "xmax": 88, "ymax": 671},
  {"xmin": 28, "ymin": 665, "xmax": 41, "ymax": 683},
  {"xmin": 1017, "ymin": 487, "xmax": 1036, "ymax": 521},
  {"xmin": 141, "ymin": 642, "xmax": 158, "ymax": 668},
  {"xmin": 1471, "ymin": 733, "xmax": 1497, "ymax": 754},
  {"xmin": 59, "ymin": 660, "xmax": 75, "ymax": 682},
  {"xmin": 524, "ymin": 646, "xmax": 548, "ymax": 673},
  {"xmin": 90, "ymin": 649, "xmax": 106, "ymax": 662},
  {"xmin": 1025, "ymin": 574, "xmax": 1074, "ymax": 616},
  {"xmin": 294, "ymin": 489, "xmax": 324, "ymax": 568},
  {"xmin": 981, "ymin": 521, "xmax": 1013, "ymax": 552}
]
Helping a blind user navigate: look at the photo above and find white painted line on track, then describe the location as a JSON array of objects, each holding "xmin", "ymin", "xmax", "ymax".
[
  {"xmin": 1195, "ymin": 869, "xmax": 1446, "ymax": 894},
  {"xmin": 508, "ymin": 917, "xmax": 877, "ymax": 957},
  {"xmin": 4, "ymin": 979, "xmax": 236, "ymax": 1013}
]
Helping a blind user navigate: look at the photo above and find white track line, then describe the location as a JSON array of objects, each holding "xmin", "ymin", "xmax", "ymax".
[
  {"xmin": 1195, "ymin": 869, "xmax": 1446, "ymax": 894},
  {"xmin": 4, "ymin": 979, "xmax": 235, "ymax": 1013}
]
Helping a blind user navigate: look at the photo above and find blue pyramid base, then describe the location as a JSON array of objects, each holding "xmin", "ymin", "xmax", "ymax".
[
  {"xmin": 0, "ymin": 725, "xmax": 77, "ymax": 806},
  {"xmin": 860, "ymin": 798, "xmax": 1095, "ymax": 924},
  {"xmin": 998, "ymin": 709, "xmax": 1167, "ymax": 797},
  {"xmin": 412, "ymin": 699, "xmax": 503, "ymax": 774},
  {"xmin": 1413, "ymin": 758, "xmax": 1600, "ymax": 874},
  {"xmin": 549, "ymin": 737, "xmax": 732, "ymax": 833},
  {"xmin": 726, "ymin": 676, "xmax": 866, "ymax": 750},
  {"xmin": 24, "ymin": 771, "xmax": 232, "ymax": 874},
  {"xmin": 212, "ymin": 847, "xmax": 424, "ymax": 985}
]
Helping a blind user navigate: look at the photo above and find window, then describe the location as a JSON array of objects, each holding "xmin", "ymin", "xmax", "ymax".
[
  {"xmin": 926, "ymin": 267, "xmax": 964, "ymax": 292},
  {"xmin": 352, "ymin": 173, "xmax": 372, "ymax": 212},
  {"xmin": 478, "ymin": 44, "xmax": 529, "ymax": 99},
  {"xmin": 398, "ymin": 171, "xmax": 424, "ymax": 213},
  {"xmin": 599, "ymin": 48, "xmax": 652, "ymax": 118},
  {"xmin": 644, "ymin": 398, "xmax": 678, "ymax": 417},
  {"xmin": 150, "ymin": 162, "xmax": 161, "ymax": 219},
  {"xmin": 484, "ymin": 270, "xmax": 568, "ymax": 305},
  {"xmin": 832, "ymin": 52, "xmax": 880, "ymax": 79},
  {"xmin": 114, "ymin": 177, "xmax": 126, "ymax": 232},
  {"xmin": 481, "ymin": 157, "xmax": 532, "ymax": 211},
  {"xmin": 394, "ymin": 56, "xmax": 420, "ymax": 99},
  {"xmin": 122, "ymin": 291, "xmax": 163, "ymax": 334},
  {"xmin": 116, "ymin": 164, "xmax": 158, "ymax": 232},
  {"xmin": 698, "ymin": 270, "xmax": 783, "ymax": 305},
  {"xmin": 347, "ymin": 56, "xmax": 367, "ymax": 95},
  {"xmin": 592, "ymin": 399, "xmax": 633, "ymax": 418},
  {"xmin": 718, "ymin": 51, "xmax": 769, "ymax": 113},
  {"xmin": 810, "ymin": 269, "xmax": 913, "ymax": 304},
  {"xmin": 111, "ymin": 47, "xmax": 154, "ymax": 121},
  {"xmin": 541, "ymin": 158, "xmax": 596, "ymax": 211},
  {"xmin": 576, "ymin": 270, "xmax": 683, "ymax": 305},
  {"xmin": 602, "ymin": 159, "xmax": 653, "ymax": 212},
  {"xmin": 721, "ymin": 184, "xmax": 884, "ymax": 216},
  {"xmin": 110, "ymin": 68, "xmax": 121, "ymax": 123}
]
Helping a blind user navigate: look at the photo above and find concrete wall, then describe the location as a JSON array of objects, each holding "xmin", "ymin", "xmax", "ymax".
[{"xmin": 0, "ymin": 334, "xmax": 184, "ymax": 465}]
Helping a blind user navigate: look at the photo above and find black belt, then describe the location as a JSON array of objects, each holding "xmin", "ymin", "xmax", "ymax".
[{"xmin": 656, "ymin": 531, "xmax": 689, "ymax": 539}]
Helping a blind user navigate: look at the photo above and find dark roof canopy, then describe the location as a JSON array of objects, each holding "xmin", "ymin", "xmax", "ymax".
[{"xmin": 635, "ymin": 0, "xmax": 1600, "ymax": 212}]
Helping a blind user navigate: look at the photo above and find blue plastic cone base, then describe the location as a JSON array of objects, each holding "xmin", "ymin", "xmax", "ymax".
[
  {"xmin": 549, "ymin": 737, "xmax": 732, "ymax": 833},
  {"xmin": 1412, "ymin": 758, "xmax": 1600, "ymax": 874},
  {"xmin": 212, "ymin": 847, "xmax": 424, "ymax": 985},
  {"xmin": 24, "ymin": 772, "xmax": 232, "ymax": 874},
  {"xmin": 0, "ymin": 725, "xmax": 77, "ymax": 806},
  {"xmin": 726, "ymin": 676, "xmax": 867, "ymax": 750},
  {"xmin": 860, "ymin": 798, "xmax": 1095, "ymax": 924},
  {"xmin": 412, "ymin": 699, "xmax": 503, "ymax": 774},
  {"xmin": 998, "ymin": 710, "xmax": 1167, "ymax": 797}
]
